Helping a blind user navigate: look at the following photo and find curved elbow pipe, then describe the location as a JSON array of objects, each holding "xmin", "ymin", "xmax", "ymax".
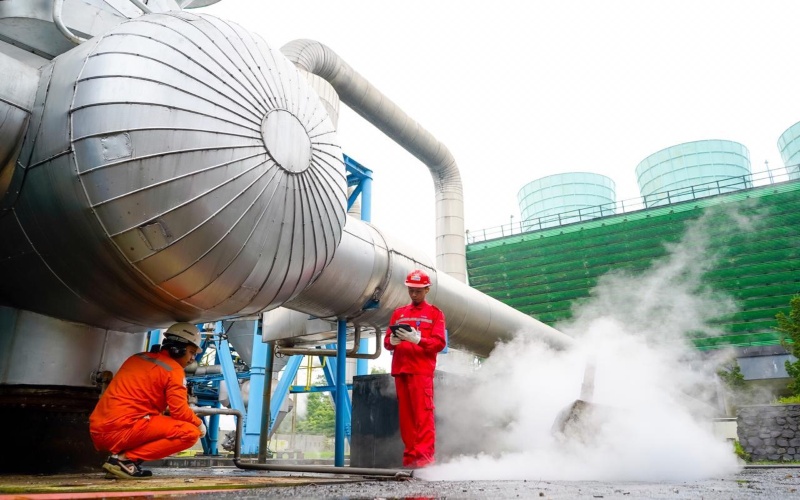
[
  {"xmin": 281, "ymin": 39, "xmax": 466, "ymax": 283},
  {"xmin": 52, "ymin": 0, "xmax": 87, "ymax": 44}
]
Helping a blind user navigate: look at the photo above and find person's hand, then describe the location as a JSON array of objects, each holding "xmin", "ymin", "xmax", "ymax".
[
  {"xmin": 397, "ymin": 327, "xmax": 421, "ymax": 345},
  {"xmin": 198, "ymin": 421, "xmax": 207, "ymax": 438},
  {"xmin": 389, "ymin": 333, "xmax": 402, "ymax": 346}
]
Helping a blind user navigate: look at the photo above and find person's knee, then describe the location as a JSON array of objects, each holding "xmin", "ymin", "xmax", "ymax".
[{"xmin": 178, "ymin": 424, "xmax": 202, "ymax": 445}]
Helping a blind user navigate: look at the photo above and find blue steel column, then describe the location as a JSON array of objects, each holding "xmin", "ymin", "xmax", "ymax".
[
  {"xmin": 321, "ymin": 352, "xmax": 352, "ymax": 442},
  {"xmin": 147, "ymin": 330, "xmax": 161, "ymax": 351},
  {"xmin": 200, "ymin": 343, "xmax": 220, "ymax": 456},
  {"xmin": 359, "ymin": 165, "xmax": 372, "ymax": 222},
  {"xmin": 335, "ymin": 319, "xmax": 347, "ymax": 466},
  {"xmin": 258, "ymin": 341, "xmax": 273, "ymax": 463},
  {"xmin": 201, "ymin": 330, "xmax": 219, "ymax": 455},
  {"xmin": 244, "ymin": 320, "xmax": 268, "ymax": 454},
  {"xmin": 358, "ymin": 169, "xmax": 372, "ymax": 376}
]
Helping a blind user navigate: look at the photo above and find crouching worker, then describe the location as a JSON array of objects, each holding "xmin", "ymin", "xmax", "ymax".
[{"xmin": 89, "ymin": 322, "xmax": 206, "ymax": 479}]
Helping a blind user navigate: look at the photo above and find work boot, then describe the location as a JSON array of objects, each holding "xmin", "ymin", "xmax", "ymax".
[{"xmin": 102, "ymin": 455, "xmax": 153, "ymax": 479}]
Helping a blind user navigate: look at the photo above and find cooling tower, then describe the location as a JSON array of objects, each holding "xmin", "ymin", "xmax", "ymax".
[
  {"xmin": 517, "ymin": 172, "xmax": 616, "ymax": 230},
  {"xmin": 635, "ymin": 139, "xmax": 751, "ymax": 207},
  {"xmin": 778, "ymin": 121, "xmax": 800, "ymax": 180}
]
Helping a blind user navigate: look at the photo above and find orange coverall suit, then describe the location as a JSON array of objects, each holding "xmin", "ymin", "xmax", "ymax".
[
  {"xmin": 384, "ymin": 300, "xmax": 446, "ymax": 467},
  {"xmin": 89, "ymin": 351, "xmax": 202, "ymax": 462}
]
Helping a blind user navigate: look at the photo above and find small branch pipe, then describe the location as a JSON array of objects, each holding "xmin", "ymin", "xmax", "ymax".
[
  {"xmin": 129, "ymin": 0, "xmax": 154, "ymax": 14},
  {"xmin": 52, "ymin": 0, "xmax": 87, "ymax": 44},
  {"xmin": 233, "ymin": 459, "xmax": 412, "ymax": 478},
  {"xmin": 275, "ymin": 324, "xmax": 384, "ymax": 359},
  {"xmin": 192, "ymin": 406, "xmax": 243, "ymax": 455}
]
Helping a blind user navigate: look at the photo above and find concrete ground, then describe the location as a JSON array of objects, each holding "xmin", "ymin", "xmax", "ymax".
[{"xmin": 1, "ymin": 464, "xmax": 799, "ymax": 499}]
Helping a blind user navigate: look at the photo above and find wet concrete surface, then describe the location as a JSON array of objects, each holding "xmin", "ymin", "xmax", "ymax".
[
  {"xmin": 3, "ymin": 465, "xmax": 799, "ymax": 499},
  {"xmin": 185, "ymin": 466, "xmax": 799, "ymax": 499}
]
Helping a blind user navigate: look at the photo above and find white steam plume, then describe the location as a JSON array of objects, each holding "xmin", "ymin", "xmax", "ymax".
[{"xmin": 424, "ymin": 207, "xmax": 752, "ymax": 481}]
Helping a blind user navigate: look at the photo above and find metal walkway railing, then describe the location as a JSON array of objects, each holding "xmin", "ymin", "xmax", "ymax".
[{"xmin": 466, "ymin": 169, "xmax": 797, "ymax": 244}]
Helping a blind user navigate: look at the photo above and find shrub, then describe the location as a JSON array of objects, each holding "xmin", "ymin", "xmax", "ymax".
[
  {"xmin": 733, "ymin": 440, "xmax": 750, "ymax": 462},
  {"xmin": 776, "ymin": 295, "xmax": 800, "ymax": 395}
]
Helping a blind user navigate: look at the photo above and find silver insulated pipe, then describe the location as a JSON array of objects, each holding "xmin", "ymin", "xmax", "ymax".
[
  {"xmin": 278, "ymin": 216, "xmax": 573, "ymax": 357},
  {"xmin": 0, "ymin": 8, "xmax": 573, "ymax": 358},
  {"xmin": 281, "ymin": 40, "xmax": 467, "ymax": 283}
]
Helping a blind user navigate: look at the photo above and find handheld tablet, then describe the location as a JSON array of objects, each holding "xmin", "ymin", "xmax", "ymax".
[{"xmin": 389, "ymin": 324, "xmax": 412, "ymax": 335}]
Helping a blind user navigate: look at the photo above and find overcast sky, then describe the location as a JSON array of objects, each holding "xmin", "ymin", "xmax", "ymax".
[{"xmin": 200, "ymin": 0, "xmax": 799, "ymax": 260}]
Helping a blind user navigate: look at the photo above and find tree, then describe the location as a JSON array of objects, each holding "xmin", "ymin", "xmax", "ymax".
[
  {"xmin": 292, "ymin": 374, "xmax": 336, "ymax": 436},
  {"xmin": 717, "ymin": 359, "xmax": 748, "ymax": 414},
  {"xmin": 717, "ymin": 361, "xmax": 746, "ymax": 391},
  {"xmin": 296, "ymin": 391, "xmax": 335, "ymax": 436},
  {"xmin": 776, "ymin": 295, "xmax": 800, "ymax": 395}
]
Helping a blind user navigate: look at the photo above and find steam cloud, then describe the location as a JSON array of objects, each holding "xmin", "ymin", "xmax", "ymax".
[{"xmin": 427, "ymin": 208, "xmax": 752, "ymax": 481}]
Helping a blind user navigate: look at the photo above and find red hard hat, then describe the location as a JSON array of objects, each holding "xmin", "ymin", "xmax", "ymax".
[{"xmin": 405, "ymin": 270, "xmax": 431, "ymax": 288}]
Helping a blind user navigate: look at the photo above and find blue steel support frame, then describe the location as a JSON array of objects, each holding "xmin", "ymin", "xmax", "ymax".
[
  {"xmin": 268, "ymin": 355, "xmax": 304, "ymax": 435},
  {"xmin": 345, "ymin": 154, "xmax": 372, "ymax": 219},
  {"xmin": 320, "ymin": 349, "xmax": 352, "ymax": 447}
]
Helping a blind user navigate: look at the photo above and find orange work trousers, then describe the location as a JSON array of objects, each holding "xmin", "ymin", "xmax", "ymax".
[
  {"xmin": 394, "ymin": 373, "xmax": 436, "ymax": 468},
  {"xmin": 90, "ymin": 414, "xmax": 200, "ymax": 462}
]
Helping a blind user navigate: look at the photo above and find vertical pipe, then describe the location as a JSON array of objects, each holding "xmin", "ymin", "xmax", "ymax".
[
  {"xmin": 205, "ymin": 344, "xmax": 224, "ymax": 455},
  {"xmin": 334, "ymin": 319, "xmax": 347, "ymax": 466},
  {"xmin": 258, "ymin": 341, "xmax": 274, "ymax": 463},
  {"xmin": 356, "ymin": 339, "xmax": 369, "ymax": 376},
  {"xmin": 207, "ymin": 414, "xmax": 219, "ymax": 455}
]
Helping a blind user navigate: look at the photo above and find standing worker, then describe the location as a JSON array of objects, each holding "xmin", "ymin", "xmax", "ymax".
[
  {"xmin": 89, "ymin": 323, "xmax": 207, "ymax": 479},
  {"xmin": 384, "ymin": 269, "xmax": 447, "ymax": 468}
]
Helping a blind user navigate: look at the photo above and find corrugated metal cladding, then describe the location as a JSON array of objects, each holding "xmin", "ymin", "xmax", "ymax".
[
  {"xmin": 778, "ymin": 121, "xmax": 800, "ymax": 180},
  {"xmin": 2, "ymin": 12, "xmax": 345, "ymax": 330},
  {"xmin": 517, "ymin": 172, "xmax": 616, "ymax": 230},
  {"xmin": 466, "ymin": 179, "xmax": 800, "ymax": 350},
  {"xmin": 636, "ymin": 140, "xmax": 752, "ymax": 207},
  {"xmin": 72, "ymin": 13, "xmax": 346, "ymax": 315}
]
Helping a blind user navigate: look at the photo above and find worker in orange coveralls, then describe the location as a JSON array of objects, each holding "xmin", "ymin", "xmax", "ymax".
[
  {"xmin": 384, "ymin": 269, "xmax": 447, "ymax": 468},
  {"xmin": 90, "ymin": 323, "xmax": 206, "ymax": 479}
]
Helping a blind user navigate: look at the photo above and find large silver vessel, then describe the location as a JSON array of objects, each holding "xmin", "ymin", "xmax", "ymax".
[{"xmin": 0, "ymin": 0, "xmax": 572, "ymax": 471}]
